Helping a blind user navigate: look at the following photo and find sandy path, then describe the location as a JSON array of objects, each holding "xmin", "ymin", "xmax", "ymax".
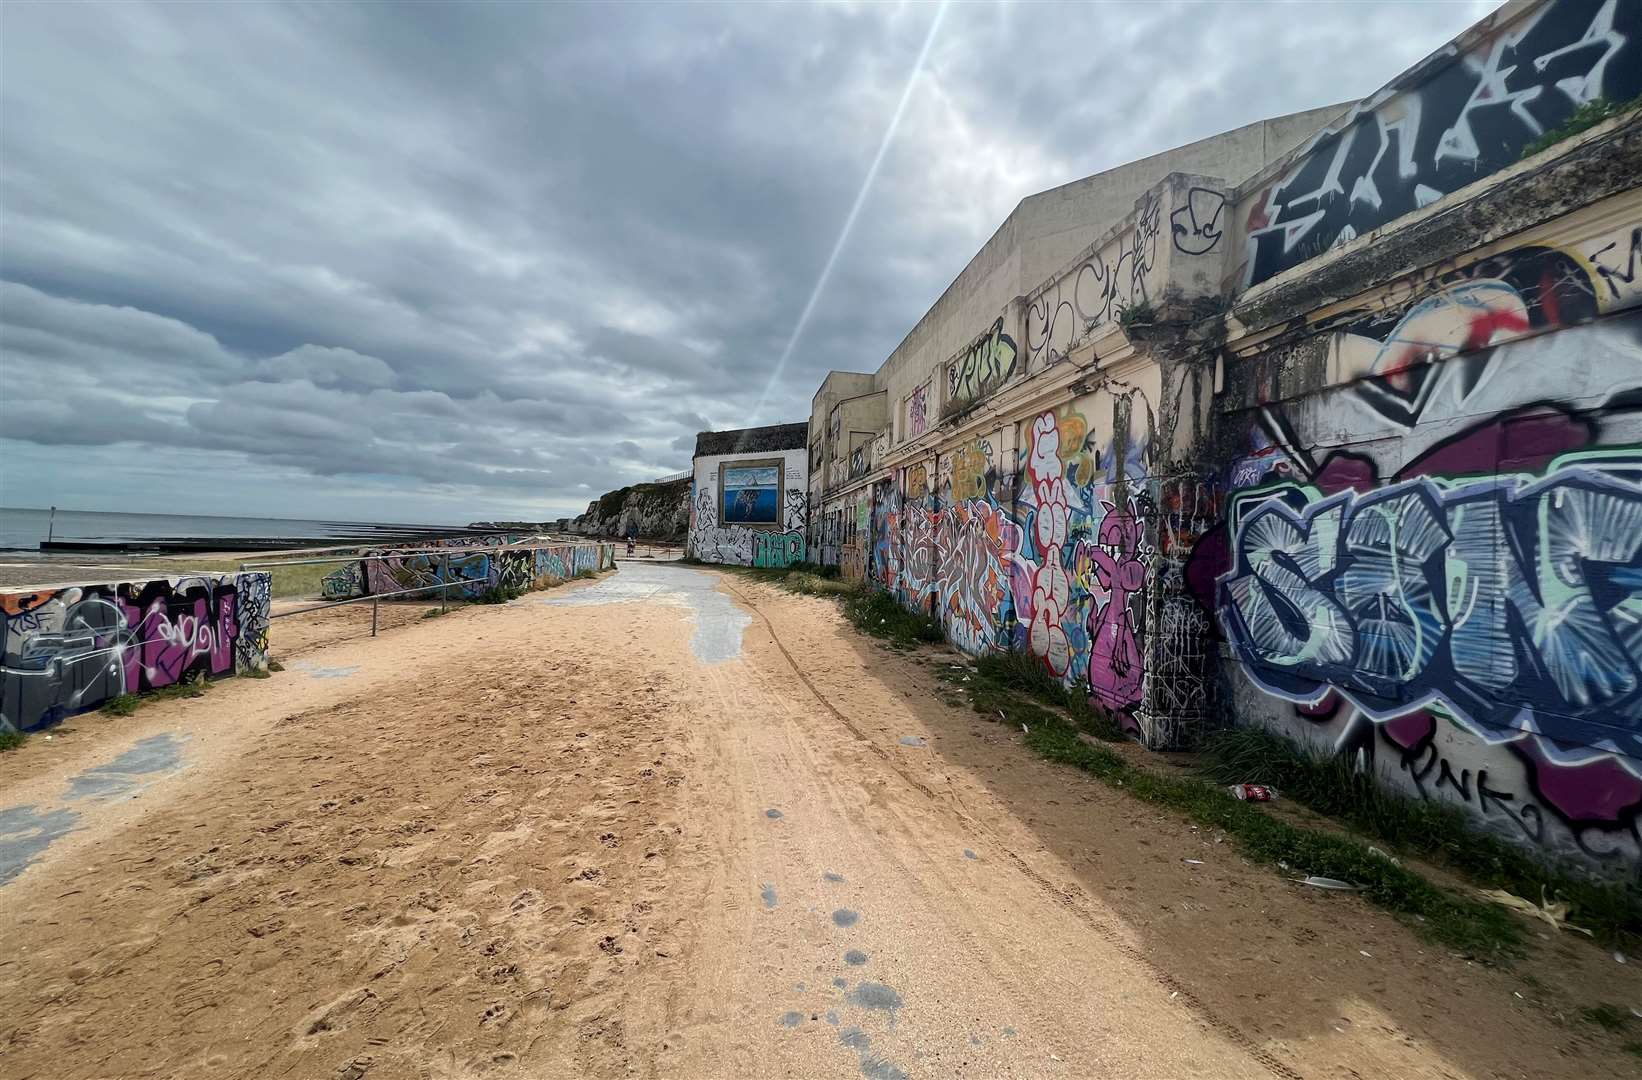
[{"xmin": 0, "ymin": 564, "xmax": 1633, "ymax": 1079}]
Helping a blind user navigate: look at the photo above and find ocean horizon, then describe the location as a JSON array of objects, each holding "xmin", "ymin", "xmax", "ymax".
[{"xmin": 0, "ymin": 506, "xmax": 470, "ymax": 551}]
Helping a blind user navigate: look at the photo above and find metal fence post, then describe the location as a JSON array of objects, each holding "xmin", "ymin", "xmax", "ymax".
[
  {"xmin": 372, "ymin": 594, "xmax": 379, "ymax": 637},
  {"xmin": 441, "ymin": 552, "xmax": 450, "ymax": 612}
]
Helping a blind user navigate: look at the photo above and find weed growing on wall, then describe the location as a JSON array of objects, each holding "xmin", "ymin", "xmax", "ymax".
[
  {"xmin": 1519, "ymin": 94, "xmax": 1641, "ymax": 159},
  {"xmin": 1199, "ymin": 728, "xmax": 1642, "ymax": 944}
]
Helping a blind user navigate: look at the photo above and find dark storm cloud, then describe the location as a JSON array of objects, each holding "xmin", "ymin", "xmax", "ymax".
[{"xmin": 0, "ymin": 0, "xmax": 1496, "ymax": 520}]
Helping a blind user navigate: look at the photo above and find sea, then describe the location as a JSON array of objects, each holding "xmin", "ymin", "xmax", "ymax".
[{"xmin": 0, "ymin": 507, "xmax": 459, "ymax": 552}]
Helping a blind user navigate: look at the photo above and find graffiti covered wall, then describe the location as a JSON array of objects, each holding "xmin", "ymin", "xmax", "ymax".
[
  {"xmin": 1213, "ymin": 206, "xmax": 1642, "ymax": 876},
  {"xmin": 1, "ymin": 572, "xmax": 272, "ymax": 734},
  {"xmin": 867, "ymin": 378, "xmax": 1208, "ymax": 745},
  {"xmin": 689, "ymin": 448, "xmax": 810, "ymax": 567}
]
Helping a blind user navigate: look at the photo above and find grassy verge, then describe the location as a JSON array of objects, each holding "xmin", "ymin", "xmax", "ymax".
[
  {"xmin": 165, "ymin": 557, "xmax": 333, "ymax": 599},
  {"xmin": 1200, "ymin": 727, "xmax": 1642, "ymax": 944},
  {"xmin": 935, "ymin": 651, "xmax": 1524, "ymax": 959},
  {"xmin": 0, "ymin": 729, "xmax": 26, "ymax": 752},
  {"xmin": 1030, "ymin": 712, "xmax": 1523, "ymax": 957}
]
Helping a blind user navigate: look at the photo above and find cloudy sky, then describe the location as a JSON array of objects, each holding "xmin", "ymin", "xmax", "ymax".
[{"xmin": 0, "ymin": 1, "xmax": 1496, "ymax": 524}]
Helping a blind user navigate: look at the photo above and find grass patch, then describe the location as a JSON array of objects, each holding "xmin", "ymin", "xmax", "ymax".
[
  {"xmin": 0, "ymin": 729, "xmax": 26, "ymax": 752},
  {"xmin": 1019, "ymin": 717, "xmax": 1524, "ymax": 959},
  {"xmin": 841, "ymin": 587, "xmax": 943, "ymax": 648},
  {"xmin": 1580, "ymin": 1003, "xmax": 1632, "ymax": 1031},
  {"xmin": 244, "ymin": 667, "xmax": 272, "ymax": 679},
  {"xmin": 1520, "ymin": 94, "xmax": 1641, "ymax": 159},
  {"xmin": 1623, "ymin": 1041, "xmax": 1642, "ymax": 1059},
  {"xmin": 573, "ymin": 568, "xmax": 600, "ymax": 580},
  {"xmin": 473, "ymin": 586, "xmax": 526, "ymax": 605},
  {"xmin": 1200, "ymin": 727, "xmax": 1642, "ymax": 944},
  {"xmin": 168, "ymin": 557, "xmax": 334, "ymax": 599},
  {"xmin": 99, "ymin": 673, "xmax": 212, "ymax": 718},
  {"xmin": 268, "ymin": 659, "xmax": 285, "ymax": 673},
  {"xmin": 146, "ymin": 673, "xmax": 212, "ymax": 702},
  {"xmin": 422, "ymin": 606, "xmax": 451, "ymax": 619},
  {"xmin": 970, "ymin": 649, "xmax": 1127, "ymax": 741},
  {"xmin": 101, "ymin": 694, "xmax": 141, "ymax": 717}
]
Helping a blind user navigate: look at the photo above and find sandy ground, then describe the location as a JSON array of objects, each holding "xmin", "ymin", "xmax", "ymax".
[{"xmin": 0, "ymin": 563, "xmax": 1636, "ymax": 1080}]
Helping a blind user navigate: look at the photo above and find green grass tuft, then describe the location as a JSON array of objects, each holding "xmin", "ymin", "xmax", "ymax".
[
  {"xmin": 841, "ymin": 588, "xmax": 944, "ymax": 647},
  {"xmin": 1520, "ymin": 94, "xmax": 1641, "ymax": 159},
  {"xmin": 0, "ymin": 729, "xmax": 26, "ymax": 752},
  {"xmin": 971, "ymin": 650, "xmax": 1127, "ymax": 741},
  {"xmin": 1580, "ymin": 1003, "xmax": 1632, "ymax": 1031},
  {"xmin": 1200, "ymin": 727, "xmax": 1642, "ymax": 943},
  {"xmin": 267, "ymin": 659, "xmax": 286, "ymax": 673},
  {"xmin": 100, "ymin": 694, "xmax": 141, "ymax": 717}
]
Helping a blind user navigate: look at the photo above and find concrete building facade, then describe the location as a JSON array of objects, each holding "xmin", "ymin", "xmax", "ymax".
[
  {"xmin": 800, "ymin": 0, "xmax": 1642, "ymax": 878},
  {"xmin": 688, "ymin": 423, "xmax": 810, "ymax": 568}
]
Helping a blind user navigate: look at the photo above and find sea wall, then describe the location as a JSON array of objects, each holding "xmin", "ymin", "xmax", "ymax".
[
  {"xmin": 1, "ymin": 571, "xmax": 272, "ymax": 733},
  {"xmin": 322, "ymin": 541, "xmax": 615, "ymax": 601}
]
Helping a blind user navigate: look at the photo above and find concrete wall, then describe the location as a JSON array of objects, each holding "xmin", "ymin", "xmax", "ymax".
[
  {"xmin": 1, "ymin": 571, "xmax": 272, "ymax": 733},
  {"xmin": 689, "ymin": 448, "xmax": 809, "ymax": 567}
]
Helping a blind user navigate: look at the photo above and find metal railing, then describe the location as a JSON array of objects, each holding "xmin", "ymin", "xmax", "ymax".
[{"xmin": 239, "ymin": 540, "xmax": 604, "ymax": 637}]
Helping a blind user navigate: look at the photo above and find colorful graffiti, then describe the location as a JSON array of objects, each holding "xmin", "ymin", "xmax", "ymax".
[
  {"xmin": 935, "ymin": 499, "xmax": 1013, "ymax": 654},
  {"xmin": 1242, "ymin": 0, "xmax": 1642, "ymax": 286},
  {"xmin": 1215, "ymin": 301, "xmax": 1642, "ymax": 871},
  {"xmin": 2, "ymin": 573, "xmax": 271, "ymax": 733}
]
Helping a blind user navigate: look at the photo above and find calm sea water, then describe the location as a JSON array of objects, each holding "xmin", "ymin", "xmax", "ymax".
[{"xmin": 0, "ymin": 507, "xmax": 453, "ymax": 551}]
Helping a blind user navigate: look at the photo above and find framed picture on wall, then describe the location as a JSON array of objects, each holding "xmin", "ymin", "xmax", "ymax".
[{"xmin": 720, "ymin": 459, "xmax": 784, "ymax": 526}]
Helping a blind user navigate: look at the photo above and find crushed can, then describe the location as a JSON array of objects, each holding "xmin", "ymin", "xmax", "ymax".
[{"xmin": 1230, "ymin": 783, "xmax": 1276, "ymax": 802}]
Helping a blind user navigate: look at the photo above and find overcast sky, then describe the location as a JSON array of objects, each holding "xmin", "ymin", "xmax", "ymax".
[{"xmin": 0, "ymin": 0, "xmax": 1497, "ymax": 524}]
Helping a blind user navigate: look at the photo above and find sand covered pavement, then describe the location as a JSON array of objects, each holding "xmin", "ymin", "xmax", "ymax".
[{"xmin": 0, "ymin": 564, "xmax": 1629, "ymax": 1080}]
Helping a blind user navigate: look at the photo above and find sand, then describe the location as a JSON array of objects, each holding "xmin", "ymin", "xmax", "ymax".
[{"xmin": 0, "ymin": 564, "xmax": 1635, "ymax": 1079}]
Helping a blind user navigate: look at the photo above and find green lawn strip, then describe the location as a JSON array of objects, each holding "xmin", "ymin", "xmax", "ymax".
[{"xmin": 1199, "ymin": 727, "xmax": 1642, "ymax": 945}]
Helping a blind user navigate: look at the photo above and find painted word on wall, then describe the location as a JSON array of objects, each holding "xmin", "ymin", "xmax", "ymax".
[
  {"xmin": 2, "ymin": 573, "xmax": 272, "ymax": 733},
  {"xmin": 1219, "ymin": 447, "xmax": 1642, "ymax": 753},
  {"xmin": 1244, "ymin": 0, "xmax": 1642, "ymax": 286},
  {"xmin": 947, "ymin": 317, "xmax": 1019, "ymax": 405}
]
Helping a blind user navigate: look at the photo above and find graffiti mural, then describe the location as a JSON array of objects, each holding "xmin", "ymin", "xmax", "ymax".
[
  {"xmin": 688, "ymin": 452, "xmax": 810, "ymax": 567},
  {"xmin": 1243, "ymin": 0, "xmax": 1642, "ymax": 286},
  {"xmin": 947, "ymin": 317, "xmax": 1019, "ymax": 405},
  {"xmin": 1086, "ymin": 498, "xmax": 1149, "ymax": 717},
  {"xmin": 2, "ymin": 573, "xmax": 272, "ymax": 734},
  {"xmin": 1216, "ymin": 302, "xmax": 1642, "ymax": 872}
]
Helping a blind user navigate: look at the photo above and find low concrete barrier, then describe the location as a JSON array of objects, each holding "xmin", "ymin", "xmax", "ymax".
[{"xmin": 1, "ymin": 571, "xmax": 272, "ymax": 734}]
